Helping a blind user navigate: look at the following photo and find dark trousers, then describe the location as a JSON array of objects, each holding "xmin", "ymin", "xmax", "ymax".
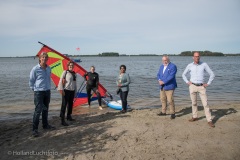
[
  {"xmin": 33, "ymin": 90, "xmax": 50, "ymax": 131},
  {"xmin": 86, "ymin": 86, "xmax": 102, "ymax": 106},
  {"xmin": 60, "ymin": 90, "xmax": 75, "ymax": 118},
  {"xmin": 120, "ymin": 90, "xmax": 128, "ymax": 111}
]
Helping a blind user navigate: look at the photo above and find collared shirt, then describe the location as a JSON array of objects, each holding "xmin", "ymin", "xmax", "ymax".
[
  {"xmin": 182, "ymin": 61, "xmax": 215, "ymax": 85},
  {"xmin": 163, "ymin": 63, "xmax": 168, "ymax": 74},
  {"xmin": 29, "ymin": 64, "xmax": 51, "ymax": 91}
]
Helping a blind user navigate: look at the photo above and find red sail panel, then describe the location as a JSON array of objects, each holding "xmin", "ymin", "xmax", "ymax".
[{"xmin": 36, "ymin": 44, "xmax": 107, "ymax": 107}]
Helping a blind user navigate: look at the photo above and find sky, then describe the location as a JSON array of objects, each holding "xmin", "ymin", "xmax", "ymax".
[{"xmin": 0, "ymin": 0, "xmax": 239, "ymax": 57}]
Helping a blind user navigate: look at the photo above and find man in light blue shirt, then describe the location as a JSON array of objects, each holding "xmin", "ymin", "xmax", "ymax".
[
  {"xmin": 182, "ymin": 52, "xmax": 215, "ymax": 128},
  {"xmin": 29, "ymin": 52, "xmax": 55, "ymax": 137}
]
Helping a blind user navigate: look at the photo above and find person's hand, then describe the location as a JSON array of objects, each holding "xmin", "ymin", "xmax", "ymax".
[
  {"xmin": 118, "ymin": 84, "xmax": 122, "ymax": 87},
  {"xmin": 187, "ymin": 82, "xmax": 192, "ymax": 86},
  {"xmin": 203, "ymin": 83, "xmax": 209, "ymax": 87},
  {"xmin": 159, "ymin": 80, "xmax": 164, "ymax": 86},
  {"xmin": 60, "ymin": 90, "xmax": 65, "ymax": 96}
]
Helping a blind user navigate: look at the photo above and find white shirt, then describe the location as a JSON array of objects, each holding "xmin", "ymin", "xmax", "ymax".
[
  {"xmin": 182, "ymin": 61, "xmax": 215, "ymax": 85},
  {"xmin": 163, "ymin": 64, "xmax": 168, "ymax": 74},
  {"xmin": 58, "ymin": 70, "xmax": 77, "ymax": 91}
]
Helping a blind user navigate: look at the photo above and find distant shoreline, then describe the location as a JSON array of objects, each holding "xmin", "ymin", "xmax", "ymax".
[{"xmin": 1, "ymin": 54, "xmax": 240, "ymax": 58}]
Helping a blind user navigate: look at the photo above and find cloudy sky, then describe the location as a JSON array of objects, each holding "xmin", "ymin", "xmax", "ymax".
[{"xmin": 0, "ymin": 0, "xmax": 239, "ymax": 57}]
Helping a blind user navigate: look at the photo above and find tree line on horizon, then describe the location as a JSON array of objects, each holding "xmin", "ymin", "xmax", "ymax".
[
  {"xmin": 99, "ymin": 52, "xmax": 119, "ymax": 56},
  {"xmin": 179, "ymin": 51, "xmax": 224, "ymax": 56},
  {"xmin": 97, "ymin": 50, "xmax": 240, "ymax": 56}
]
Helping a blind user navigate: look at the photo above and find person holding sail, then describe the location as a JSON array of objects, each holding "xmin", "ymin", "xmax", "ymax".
[
  {"xmin": 58, "ymin": 61, "xmax": 77, "ymax": 126},
  {"xmin": 84, "ymin": 66, "xmax": 103, "ymax": 110}
]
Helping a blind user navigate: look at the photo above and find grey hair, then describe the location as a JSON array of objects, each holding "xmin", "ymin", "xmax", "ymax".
[{"xmin": 162, "ymin": 55, "xmax": 170, "ymax": 61}]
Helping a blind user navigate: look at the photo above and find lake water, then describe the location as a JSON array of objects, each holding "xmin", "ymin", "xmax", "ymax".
[{"xmin": 0, "ymin": 56, "xmax": 239, "ymax": 120}]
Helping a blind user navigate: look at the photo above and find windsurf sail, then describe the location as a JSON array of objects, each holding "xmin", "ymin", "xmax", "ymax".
[{"xmin": 36, "ymin": 41, "xmax": 110, "ymax": 107}]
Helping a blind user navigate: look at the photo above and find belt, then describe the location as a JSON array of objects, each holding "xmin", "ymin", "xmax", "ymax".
[{"xmin": 192, "ymin": 83, "xmax": 203, "ymax": 86}]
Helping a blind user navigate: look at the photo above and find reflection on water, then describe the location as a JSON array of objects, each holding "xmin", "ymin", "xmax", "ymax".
[{"xmin": 0, "ymin": 56, "xmax": 239, "ymax": 120}]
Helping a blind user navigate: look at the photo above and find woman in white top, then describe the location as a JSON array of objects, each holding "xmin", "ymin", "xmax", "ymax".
[{"xmin": 58, "ymin": 61, "xmax": 77, "ymax": 126}]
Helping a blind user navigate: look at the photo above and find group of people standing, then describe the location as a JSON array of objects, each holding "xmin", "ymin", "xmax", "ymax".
[
  {"xmin": 157, "ymin": 52, "xmax": 215, "ymax": 128},
  {"xmin": 29, "ymin": 51, "xmax": 214, "ymax": 137},
  {"xmin": 29, "ymin": 52, "xmax": 130, "ymax": 137}
]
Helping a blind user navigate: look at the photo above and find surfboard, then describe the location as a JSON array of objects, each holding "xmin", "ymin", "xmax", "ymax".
[
  {"xmin": 102, "ymin": 98, "xmax": 130, "ymax": 110},
  {"xmin": 107, "ymin": 100, "xmax": 123, "ymax": 110}
]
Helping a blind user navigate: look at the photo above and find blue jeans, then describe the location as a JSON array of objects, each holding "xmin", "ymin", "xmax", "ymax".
[{"xmin": 33, "ymin": 90, "xmax": 50, "ymax": 131}]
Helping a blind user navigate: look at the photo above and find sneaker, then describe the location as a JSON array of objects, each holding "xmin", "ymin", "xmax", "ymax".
[
  {"xmin": 120, "ymin": 110, "xmax": 126, "ymax": 113},
  {"xmin": 170, "ymin": 114, "xmax": 176, "ymax": 119},
  {"xmin": 62, "ymin": 121, "xmax": 69, "ymax": 126},
  {"xmin": 32, "ymin": 130, "xmax": 39, "ymax": 137},
  {"xmin": 43, "ymin": 125, "xmax": 56, "ymax": 130},
  {"xmin": 208, "ymin": 121, "xmax": 215, "ymax": 128},
  {"xmin": 99, "ymin": 106, "xmax": 103, "ymax": 110}
]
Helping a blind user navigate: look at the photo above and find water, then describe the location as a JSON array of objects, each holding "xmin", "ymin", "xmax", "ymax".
[{"xmin": 0, "ymin": 56, "xmax": 239, "ymax": 120}]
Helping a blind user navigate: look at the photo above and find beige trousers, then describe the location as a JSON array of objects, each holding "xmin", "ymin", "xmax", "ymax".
[
  {"xmin": 160, "ymin": 89, "xmax": 175, "ymax": 114},
  {"xmin": 189, "ymin": 85, "xmax": 212, "ymax": 122}
]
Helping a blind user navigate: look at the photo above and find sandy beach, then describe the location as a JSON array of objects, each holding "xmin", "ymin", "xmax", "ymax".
[{"xmin": 1, "ymin": 100, "xmax": 240, "ymax": 160}]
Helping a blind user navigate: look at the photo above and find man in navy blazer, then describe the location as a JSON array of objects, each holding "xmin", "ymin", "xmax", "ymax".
[{"xmin": 157, "ymin": 55, "xmax": 177, "ymax": 119}]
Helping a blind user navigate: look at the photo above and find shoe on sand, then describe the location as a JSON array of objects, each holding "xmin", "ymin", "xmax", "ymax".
[
  {"xmin": 170, "ymin": 114, "xmax": 176, "ymax": 119},
  {"xmin": 32, "ymin": 130, "xmax": 39, "ymax": 137},
  {"xmin": 157, "ymin": 112, "xmax": 166, "ymax": 116},
  {"xmin": 208, "ymin": 121, "xmax": 215, "ymax": 128},
  {"xmin": 189, "ymin": 117, "xmax": 198, "ymax": 122}
]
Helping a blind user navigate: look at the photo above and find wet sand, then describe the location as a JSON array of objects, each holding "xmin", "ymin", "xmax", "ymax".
[{"xmin": 0, "ymin": 100, "xmax": 240, "ymax": 160}]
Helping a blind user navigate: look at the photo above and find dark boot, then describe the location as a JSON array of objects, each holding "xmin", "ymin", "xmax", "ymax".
[
  {"xmin": 67, "ymin": 115, "xmax": 75, "ymax": 121},
  {"xmin": 61, "ymin": 118, "xmax": 69, "ymax": 126},
  {"xmin": 60, "ymin": 112, "xmax": 64, "ymax": 119},
  {"xmin": 170, "ymin": 114, "xmax": 176, "ymax": 119}
]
